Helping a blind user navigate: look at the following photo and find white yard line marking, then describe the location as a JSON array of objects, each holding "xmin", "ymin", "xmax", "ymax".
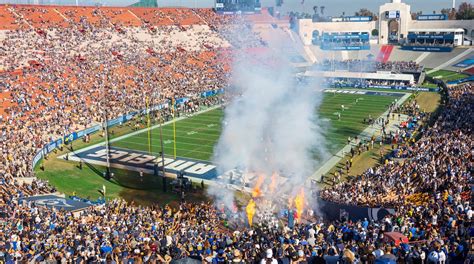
[{"xmin": 71, "ymin": 105, "xmax": 222, "ymax": 154}]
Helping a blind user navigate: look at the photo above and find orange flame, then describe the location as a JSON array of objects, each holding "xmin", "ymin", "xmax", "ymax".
[
  {"xmin": 269, "ymin": 172, "xmax": 277, "ymax": 193},
  {"xmin": 252, "ymin": 174, "xmax": 265, "ymax": 198},
  {"xmin": 246, "ymin": 199, "xmax": 256, "ymax": 227},
  {"xmin": 294, "ymin": 188, "xmax": 305, "ymax": 219}
]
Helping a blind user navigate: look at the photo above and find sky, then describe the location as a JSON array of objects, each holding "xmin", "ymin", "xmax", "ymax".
[
  {"xmin": 0, "ymin": 0, "xmax": 469, "ymax": 16},
  {"xmin": 271, "ymin": 0, "xmax": 468, "ymax": 16}
]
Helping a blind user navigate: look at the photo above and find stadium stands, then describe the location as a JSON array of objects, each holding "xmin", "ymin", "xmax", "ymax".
[{"xmin": 0, "ymin": 4, "xmax": 472, "ymax": 263}]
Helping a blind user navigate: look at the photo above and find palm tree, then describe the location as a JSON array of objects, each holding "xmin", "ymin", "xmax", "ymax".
[
  {"xmin": 313, "ymin": 5, "xmax": 318, "ymax": 14},
  {"xmin": 320, "ymin": 6, "xmax": 325, "ymax": 16}
]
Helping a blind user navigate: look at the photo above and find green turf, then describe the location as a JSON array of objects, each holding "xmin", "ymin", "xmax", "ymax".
[
  {"xmin": 35, "ymin": 92, "xmax": 400, "ymax": 203},
  {"xmin": 427, "ymin": 69, "xmax": 469, "ymax": 82},
  {"xmin": 112, "ymin": 93, "xmax": 399, "ymax": 160}
]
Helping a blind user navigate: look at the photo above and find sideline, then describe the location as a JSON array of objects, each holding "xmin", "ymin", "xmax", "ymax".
[{"xmin": 309, "ymin": 92, "xmax": 411, "ymax": 182}]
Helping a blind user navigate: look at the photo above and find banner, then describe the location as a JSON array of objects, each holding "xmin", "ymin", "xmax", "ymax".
[
  {"xmin": 106, "ymin": 117, "xmax": 122, "ymax": 127},
  {"xmin": 321, "ymin": 45, "xmax": 370, "ymax": 51},
  {"xmin": 327, "ymin": 83, "xmax": 439, "ymax": 92},
  {"xmin": 175, "ymin": 97, "xmax": 189, "ymax": 105},
  {"xmin": 368, "ymin": 85, "xmax": 438, "ymax": 92},
  {"xmin": 32, "ymin": 151, "xmax": 43, "ymax": 168},
  {"xmin": 417, "ymin": 14, "xmax": 447, "ymax": 21},
  {"xmin": 124, "ymin": 112, "xmax": 138, "ymax": 122},
  {"xmin": 407, "ymin": 33, "xmax": 454, "ymax": 40},
  {"xmin": 46, "ymin": 138, "xmax": 63, "ymax": 153},
  {"xmin": 77, "ymin": 124, "xmax": 101, "ymax": 139},
  {"xmin": 318, "ymin": 198, "xmax": 395, "ymax": 222},
  {"xmin": 63, "ymin": 132, "xmax": 78, "ymax": 145},
  {"xmin": 401, "ymin": 46, "xmax": 453, "ymax": 52},
  {"xmin": 201, "ymin": 88, "xmax": 225, "ymax": 98}
]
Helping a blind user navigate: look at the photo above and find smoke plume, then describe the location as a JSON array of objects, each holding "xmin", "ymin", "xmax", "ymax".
[{"xmin": 209, "ymin": 35, "xmax": 328, "ymax": 210}]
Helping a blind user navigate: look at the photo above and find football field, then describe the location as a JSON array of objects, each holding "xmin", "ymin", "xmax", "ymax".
[{"xmin": 111, "ymin": 91, "xmax": 401, "ymax": 161}]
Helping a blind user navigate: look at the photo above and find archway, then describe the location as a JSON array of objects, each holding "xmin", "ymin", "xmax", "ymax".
[{"xmin": 387, "ymin": 19, "xmax": 399, "ymax": 44}]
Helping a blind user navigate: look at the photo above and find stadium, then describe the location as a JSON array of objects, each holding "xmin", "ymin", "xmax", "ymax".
[{"xmin": 0, "ymin": 0, "xmax": 472, "ymax": 262}]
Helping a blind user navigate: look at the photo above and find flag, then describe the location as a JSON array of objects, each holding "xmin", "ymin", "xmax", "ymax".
[{"xmin": 99, "ymin": 185, "xmax": 106, "ymax": 196}]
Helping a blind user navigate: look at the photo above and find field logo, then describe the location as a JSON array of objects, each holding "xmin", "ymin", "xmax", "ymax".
[
  {"xmin": 66, "ymin": 146, "xmax": 218, "ymax": 180},
  {"xmin": 34, "ymin": 198, "xmax": 74, "ymax": 208}
]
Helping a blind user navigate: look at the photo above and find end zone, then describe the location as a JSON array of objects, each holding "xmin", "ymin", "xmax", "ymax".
[{"xmin": 59, "ymin": 146, "xmax": 218, "ymax": 181}]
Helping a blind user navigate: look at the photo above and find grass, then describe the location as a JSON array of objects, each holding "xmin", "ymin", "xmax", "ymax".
[
  {"xmin": 36, "ymin": 155, "xmax": 209, "ymax": 206},
  {"xmin": 36, "ymin": 92, "xmax": 401, "ymax": 204},
  {"xmin": 413, "ymin": 92, "xmax": 441, "ymax": 113},
  {"xmin": 322, "ymin": 91, "xmax": 442, "ymax": 186},
  {"xmin": 113, "ymin": 93, "xmax": 400, "ymax": 159},
  {"xmin": 420, "ymin": 82, "xmax": 439, "ymax": 88},
  {"xmin": 427, "ymin": 69, "xmax": 469, "ymax": 82},
  {"xmin": 320, "ymin": 144, "xmax": 392, "ymax": 187}
]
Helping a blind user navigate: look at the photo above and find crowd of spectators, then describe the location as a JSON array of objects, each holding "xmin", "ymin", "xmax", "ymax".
[
  {"xmin": 0, "ymin": 5, "xmax": 272, "ymax": 181},
  {"xmin": 0, "ymin": 79, "xmax": 471, "ymax": 262},
  {"xmin": 0, "ymin": 5, "xmax": 472, "ymax": 263},
  {"xmin": 318, "ymin": 60, "xmax": 423, "ymax": 74}
]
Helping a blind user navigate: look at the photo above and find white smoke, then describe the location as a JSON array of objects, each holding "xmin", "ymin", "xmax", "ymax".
[{"xmin": 208, "ymin": 42, "xmax": 328, "ymax": 208}]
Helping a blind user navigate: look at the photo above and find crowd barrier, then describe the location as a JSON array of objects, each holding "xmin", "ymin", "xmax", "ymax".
[
  {"xmin": 330, "ymin": 83, "xmax": 439, "ymax": 92},
  {"xmin": 317, "ymin": 198, "xmax": 396, "ymax": 222},
  {"xmin": 321, "ymin": 45, "xmax": 370, "ymax": 51}
]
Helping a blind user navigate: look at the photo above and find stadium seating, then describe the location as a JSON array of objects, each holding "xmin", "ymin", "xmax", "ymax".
[{"xmin": 0, "ymin": 4, "xmax": 471, "ymax": 263}]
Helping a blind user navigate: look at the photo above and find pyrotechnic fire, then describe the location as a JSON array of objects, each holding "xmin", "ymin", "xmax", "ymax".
[
  {"xmin": 251, "ymin": 174, "xmax": 265, "ymax": 198},
  {"xmin": 294, "ymin": 188, "xmax": 305, "ymax": 219},
  {"xmin": 246, "ymin": 199, "xmax": 256, "ymax": 227},
  {"xmin": 269, "ymin": 172, "xmax": 277, "ymax": 193}
]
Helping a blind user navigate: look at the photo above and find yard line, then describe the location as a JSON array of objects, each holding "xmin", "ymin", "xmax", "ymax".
[
  {"xmin": 115, "ymin": 140, "xmax": 214, "ymax": 155},
  {"xmin": 130, "ymin": 133, "xmax": 219, "ymax": 142}
]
